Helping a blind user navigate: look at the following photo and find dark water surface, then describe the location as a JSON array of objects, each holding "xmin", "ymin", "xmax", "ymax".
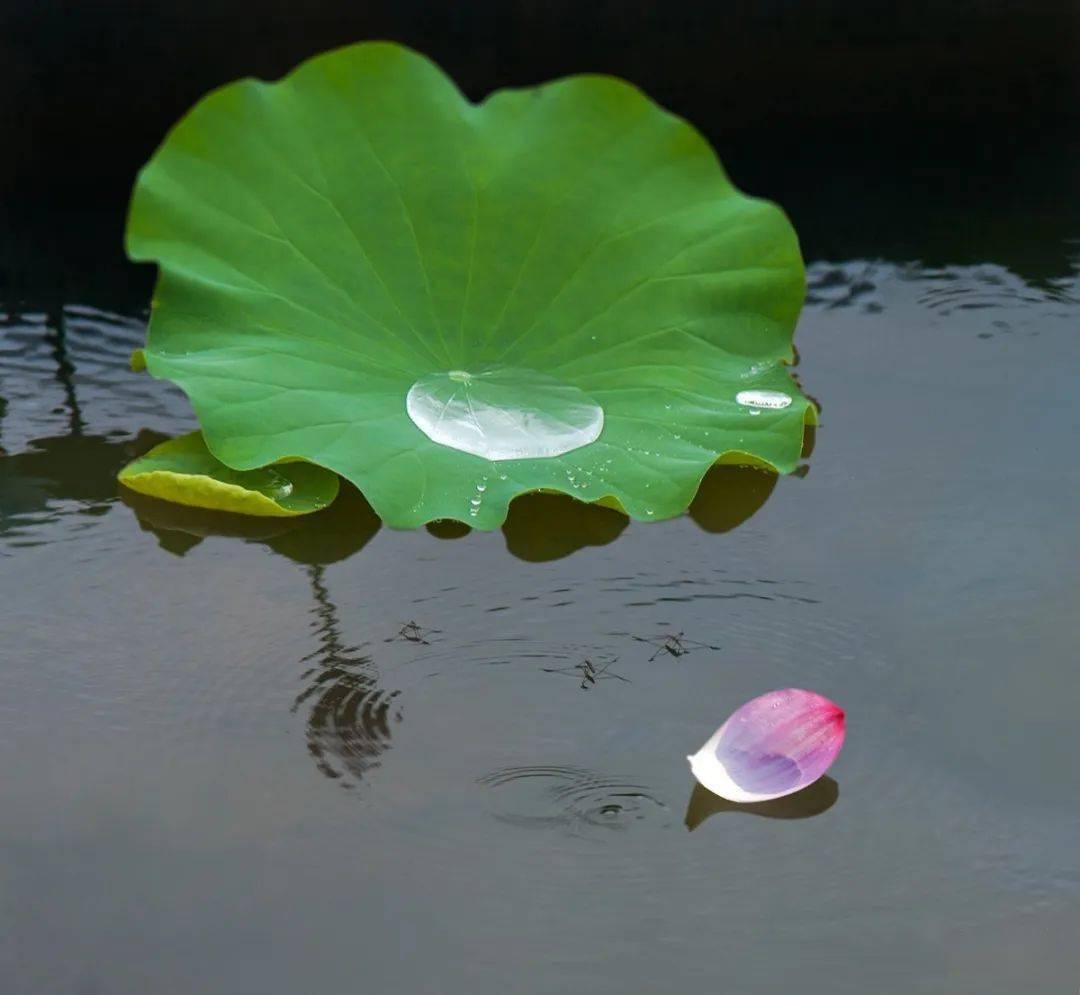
[{"xmin": 2, "ymin": 153, "xmax": 1079, "ymax": 993}]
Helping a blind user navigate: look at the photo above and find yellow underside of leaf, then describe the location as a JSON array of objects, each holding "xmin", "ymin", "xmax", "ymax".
[{"xmin": 119, "ymin": 469, "xmax": 302, "ymax": 517}]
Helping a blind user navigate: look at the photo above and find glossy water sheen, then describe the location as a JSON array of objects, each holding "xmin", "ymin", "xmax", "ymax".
[
  {"xmin": 736, "ymin": 389, "xmax": 792, "ymax": 410},
  {"xmin": 406, "ymin": 367, "xmax": 604, "ymax": 460},
  {"xmin": 3, "ymin": 131, "xmax": 1080, "ymax": 995}
]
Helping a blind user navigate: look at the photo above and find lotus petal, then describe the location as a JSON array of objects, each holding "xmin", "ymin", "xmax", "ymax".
[{"xmin": 687, "ymin": 688, "xmax": 845, "ymax": 803}]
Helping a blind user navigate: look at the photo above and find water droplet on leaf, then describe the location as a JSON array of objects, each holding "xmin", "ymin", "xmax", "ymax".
[
  {"xmin": 736, "ymin": 389, "xmax": 792, "ymax": 411},
  {"xmin": 406, "ymin": 366, "xmax": 603, "ymax": 461}
]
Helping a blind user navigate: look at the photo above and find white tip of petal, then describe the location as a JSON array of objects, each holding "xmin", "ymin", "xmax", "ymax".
[{"xmin": 688, "ymin": 688, "xmax": 845, "ymax": 803}]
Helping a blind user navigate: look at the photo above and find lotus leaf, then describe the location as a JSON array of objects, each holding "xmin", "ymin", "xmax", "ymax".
[
  {"xmin": 126, "ymin": 41, "xmax": 813, "ymax": 529},
  {"xmin": 118, "ymin": 431, "xmax": 339, "ymax": 516}
]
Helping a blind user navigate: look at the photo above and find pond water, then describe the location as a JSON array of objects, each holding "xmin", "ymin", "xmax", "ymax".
[{"xmin": 2, "ymin": 132, "xmax": 1079, "ymax": 993}]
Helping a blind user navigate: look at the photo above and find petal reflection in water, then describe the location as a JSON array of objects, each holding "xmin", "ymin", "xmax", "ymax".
[{"xmin": 683, "ymin": 776, "xmax": 839, "ymax": 831}]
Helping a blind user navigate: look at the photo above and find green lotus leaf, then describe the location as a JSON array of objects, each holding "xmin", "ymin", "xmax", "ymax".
[
  {"xmin": 117, "ymin": 431, "xmax": 339, "ymax": 516},
  {"xmin": 127, "ymin": 41, "xmax": 814, "ymax": 530}
]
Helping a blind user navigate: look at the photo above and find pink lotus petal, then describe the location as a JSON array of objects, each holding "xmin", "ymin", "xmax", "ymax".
[{"xmin": 687, "ymin": 688, "xmax": 845, "ymax": 803}]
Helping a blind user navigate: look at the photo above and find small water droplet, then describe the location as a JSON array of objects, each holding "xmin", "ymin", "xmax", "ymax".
[
  {"xmin": 264, "ymin": 470, "xmax": 294, "ymax": 500},
  {"xmin": 736, "ymin": 389, "xmax": 792, "ymax": 410}
]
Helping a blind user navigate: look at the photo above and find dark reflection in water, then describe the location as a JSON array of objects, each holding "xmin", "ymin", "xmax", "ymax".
[
  {"xmin": 45, "ymin": 306, "xmax": 88, "ymax": 435},
  {"xmin": 1, "ymin": 430, "xmax": 162, "ymax": 542},
  {"xmin": 687, "ymin": 465, "xmax": 777, "ymax": 534},
  {"xmin": 261, "ymin": 485, "xmax": 380, "ymax": 565},
  {"xmin": 804, "ymin": 258, "xmax": 1078, "ymax": 326},
  {"xmin": 121, "ymin": 482, "xmax": 381, "ymax": 565},
  {"xmin": 293, "ymin": 565, "xmax": 400, "ymax": 789},
  {"xmin": 683, "ymin": 776, "xmax": 839, "ymax": 830},
  {"xmin": 502, "ymin": 492, "xmax": 628, "ymax": 561},
  {"xmin": 421, "ymin": 462, "xmax": 783, "ymax": 562},
  {"xmin": 425, "ymin": 518, "xmax": 472, "ymax": 540},
  {"xmin": 478, "ymin": 765, "xmax": 670, "ymax": 838},
  {"xmin": 807, "ymin": 261, "xmax": 886, "ymax": 313}
]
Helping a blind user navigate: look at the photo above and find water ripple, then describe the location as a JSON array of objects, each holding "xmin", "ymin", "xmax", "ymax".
[
  {"xmin": 291, "ymin": 565, "xmax": 401, "ymax": 790},
  {"xmin": 478, "ymin": 765, "xmax": 670, "ymax": 838}
]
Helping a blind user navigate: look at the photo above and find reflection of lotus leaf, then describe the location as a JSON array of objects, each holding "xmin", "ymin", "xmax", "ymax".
[
  {"xmin": 128, "ymin": 41, "xmax": 813, "ymax": 530},
  {"xmin": 2, "ymin": 433, "xmax": 156, "ymax": 539},
  {"xmin": 121, "ymin": 481, "xmax": 380, "ymax": 565}
]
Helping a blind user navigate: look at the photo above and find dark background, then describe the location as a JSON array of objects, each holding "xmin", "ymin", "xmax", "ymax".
[
  {"xmin": 2, "ymin": 10, "xmax": 1080, "ymax": 994},
  {"xmin": 2, "ymin": 0, "xmax": 1079, "ymax": 295}
]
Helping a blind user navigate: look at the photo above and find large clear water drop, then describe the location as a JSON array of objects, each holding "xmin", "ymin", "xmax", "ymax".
[{"xmin": 406, "ymin": 366, "xmax": 604, "ymax": 461}]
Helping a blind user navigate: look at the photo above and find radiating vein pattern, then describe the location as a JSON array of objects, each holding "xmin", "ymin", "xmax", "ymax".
[{"xmin": 126, "ymin": 41, "xmax": 812, "ymax": 528}]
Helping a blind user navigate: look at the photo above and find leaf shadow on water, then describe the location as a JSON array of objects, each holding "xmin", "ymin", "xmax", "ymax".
[
  {"xmin": 1, "ymin": 429, "xmax": 164, "ymax": 538},
  {"xmin": 683, "ymin": 776, "xmax": 839, "ymax": 831},
  {"xmin": 499, "ymin": 492, "xmax": 629, "ymax": 561},
  {"xmin": 427, "ymin": 462, "xmax": 784, "ymax": 562},
  {"xmin": 119, "ymin": 479, "xmax": 381, "ymax": 565},
  {"xmin": 118, "ymin": 456, "xmax": 785, "ymax": 564}
]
